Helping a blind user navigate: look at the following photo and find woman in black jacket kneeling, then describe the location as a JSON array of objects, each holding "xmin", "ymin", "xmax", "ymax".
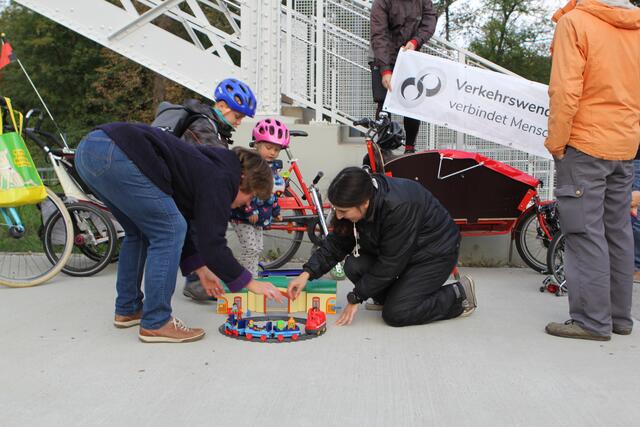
[{"xmin": 287, "ymin": 167, "xmax": 476, "ymax": 327}]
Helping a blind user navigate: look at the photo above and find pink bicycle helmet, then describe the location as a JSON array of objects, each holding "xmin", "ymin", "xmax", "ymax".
[{"xmin": 251, "ymin": 118, "xmax": 290, "ymax": 148}]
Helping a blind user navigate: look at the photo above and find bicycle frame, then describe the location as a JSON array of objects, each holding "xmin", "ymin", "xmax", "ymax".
[
  {"xmin": 532, "ymin": 196, "xmax": 557, "ymax": 241},
  {"xmin": 267, "ymin": 146, "xmax": 332, "ymax": 238},
  {"xmin": 0, "ymin": 207, "xmax": 24, "ymax": 236}
]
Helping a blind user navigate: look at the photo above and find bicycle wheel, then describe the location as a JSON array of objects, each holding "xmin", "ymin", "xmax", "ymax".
[
  {"xmin": 0, "ymin": 188, "xmax": 74, "ymax": 287},
  {"xmin": 261, "ymin": 201, "xmax": 305, "ymax": 270},
  {"xmin": 547, "ymin": 232, "xmax": 566, "ymax": 286},
  {"xmin": 514, "ymin": 207, "xmax": 550, "ymax": 273},
  {"xmin": 43, "ymin": 201, "xmax": 117, "ymax": 277}
]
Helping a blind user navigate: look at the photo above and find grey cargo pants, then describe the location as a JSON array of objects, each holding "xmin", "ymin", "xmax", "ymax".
[{"xmin": 555, "ymin": 147, "xmax": 634, "ymax": 335}]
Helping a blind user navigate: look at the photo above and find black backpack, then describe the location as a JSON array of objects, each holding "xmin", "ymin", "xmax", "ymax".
[{"xmin": 151, "ymin": 101, "xmax": 214, "ymax": 137}]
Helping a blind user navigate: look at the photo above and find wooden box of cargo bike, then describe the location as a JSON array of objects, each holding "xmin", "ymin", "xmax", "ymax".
[{"xmin": 384, "ymin": 149, "xmax": 541, "ymax": 236}]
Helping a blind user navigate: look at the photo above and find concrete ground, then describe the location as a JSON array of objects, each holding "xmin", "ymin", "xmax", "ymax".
[{"xmin": 1, "ymin": 266, "xmax": 639, "ymax": 427}]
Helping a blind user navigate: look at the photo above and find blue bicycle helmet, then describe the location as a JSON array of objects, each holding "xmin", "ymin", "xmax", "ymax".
[{"xmin": 214, "ymin": 78, "xmax": 257, "ymax": 117}]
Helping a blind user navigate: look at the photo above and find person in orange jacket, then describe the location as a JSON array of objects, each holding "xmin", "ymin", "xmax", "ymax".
[{"xmin": 544, "ymin": 0, "xmax": 640, "ymax": 341}]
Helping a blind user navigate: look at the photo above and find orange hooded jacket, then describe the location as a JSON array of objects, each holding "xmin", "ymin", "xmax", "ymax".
[{"xmin": 545, "ymin": 0, "xmax": 640, "ymax": 160}]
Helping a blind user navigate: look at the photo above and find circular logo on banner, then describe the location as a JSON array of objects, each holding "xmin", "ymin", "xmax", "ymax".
[{"xmin": 397, "ymin": 68, "xmax": 446, "ymax": 108}]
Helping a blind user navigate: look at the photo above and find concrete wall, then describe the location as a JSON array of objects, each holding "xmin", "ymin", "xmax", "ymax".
[{"xmin": 231, "ymin": 120, "xmax": 525, "ymax": 268}]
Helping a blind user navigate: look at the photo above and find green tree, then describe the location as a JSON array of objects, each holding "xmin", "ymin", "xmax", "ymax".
[
  {"xmin": 464, "ymin": 0, "xmax": 552, "ymax": 83},
  {"xmin": 433, "ymin": 0, "xmax": 462, "ymax": 41},
  {"xmin": 0, "ymin": 3, "xmax": 198, "ymax": 151},
  {"xmin": 0, "ymin": 5, "xmax": 105, "ymax": 143}
]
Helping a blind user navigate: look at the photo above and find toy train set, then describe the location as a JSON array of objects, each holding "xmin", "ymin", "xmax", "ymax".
[{"xmin": 219, "ymin": 304, "xmax": 327, "ymax": 343}]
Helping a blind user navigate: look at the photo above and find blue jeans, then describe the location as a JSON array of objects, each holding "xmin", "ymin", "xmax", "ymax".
[
  {"xmin": 75, "ymin": 130, "xmax": 187, "ymax": 329},
  {"xmin": 633, "ymin": 160, "xmax": 640, "ymax": 270}
]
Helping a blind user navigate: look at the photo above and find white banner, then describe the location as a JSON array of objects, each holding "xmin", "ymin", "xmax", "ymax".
[{"xmin": 383, "ymin": 50, "xmax": 551, "ymax": 159}]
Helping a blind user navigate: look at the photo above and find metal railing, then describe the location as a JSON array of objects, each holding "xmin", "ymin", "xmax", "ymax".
[{"xmin": 280, "ymin": 0, "xmax": 554, "ymax": 198}]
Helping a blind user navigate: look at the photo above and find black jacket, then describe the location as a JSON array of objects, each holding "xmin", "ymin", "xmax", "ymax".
[
  {"xmin": 370, "ymin": 0, "xmax": 437, "ymax": 73},
  {"xmin": 182, "ymin": 99, "xmax": 234, "ymax": 148},
  {"xmin": 303, "ymin": 175, "xmax": 459, "ymax": 299},
  {"xmin": 97, "ymin": 122, "xmax": 251, "ymax": 291}
]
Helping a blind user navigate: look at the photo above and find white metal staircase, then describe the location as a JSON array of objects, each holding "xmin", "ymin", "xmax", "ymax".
[
  {"xmin": 13, "ymin": 0, "xmax": 553, "ymax": 197},
  {"xmin": 13, "ymin": 0, "xmax": 282, "ymax": 114}
]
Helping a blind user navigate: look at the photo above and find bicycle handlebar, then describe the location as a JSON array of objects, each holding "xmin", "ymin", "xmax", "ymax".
[
  {"xmin": 312, "ymin": 171, "xmax": 324, "ymax": 185},
  {"xmin": 23, "ymin": 129, "xmax": 49, "ymax": 151},
  {"xmin": 353, "ymin": 118, "xmax": 371, "ymax": 127},
  {"xmin": 24, "ymin": 108, "xmax": 67, "ymax": 151},
  {"xmin": 24, "ymin": 109, "xmax": 45, "ymax": 132},
  {"xmin": 353, "ymin": 113, "xmax": 391, "ymax": 131}
]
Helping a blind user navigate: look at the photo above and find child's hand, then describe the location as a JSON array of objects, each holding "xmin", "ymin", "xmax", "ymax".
[{"xmin": 248, "ymin": 214, "xmax": 259, "ymax": 224}]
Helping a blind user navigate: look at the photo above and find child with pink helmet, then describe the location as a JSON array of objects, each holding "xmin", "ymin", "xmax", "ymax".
[{"xmin": 230, "ymin": 118, "xmax": 290, "ymax": 275}]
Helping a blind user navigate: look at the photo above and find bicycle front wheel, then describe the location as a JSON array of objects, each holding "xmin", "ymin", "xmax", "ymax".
[
  {"xmin": 514, "ymin": 207, "xmax": 550, "ymax": 273},
  {"xmin": 43, "ymin": 201, "xmax": 117, "ymax": 277},
  {"xmin": 0, "ymin": 188, "xmax": 74, "ymax": 287},
  {"xmin": 261, "ymin": 207, "xmax": 305, "ymax": 270}
]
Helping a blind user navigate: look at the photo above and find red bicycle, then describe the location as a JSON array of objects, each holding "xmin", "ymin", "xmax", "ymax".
[{"xmin": 260, "ymin": 130, "xmax": 333, "ymax": 269}]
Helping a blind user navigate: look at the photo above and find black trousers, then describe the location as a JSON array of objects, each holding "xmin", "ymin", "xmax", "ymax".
[
  {"xmin": 371, "ymin": 63, "xmax": 420, "ymax": 149},
  {"xmin": 344, "ymin": 253, "xmax": 464, "ymax": 327}
]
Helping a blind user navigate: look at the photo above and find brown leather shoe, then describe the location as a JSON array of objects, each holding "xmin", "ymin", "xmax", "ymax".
[
  {"xmin": 545, "ymin": 320, "xmax": 610, "ymax": 341},
  {"xmin": 138, "ymin": 317, "xmax": 205, "ymax": 343},
  {"xmin": 114, "ymin": 310, "xmax": 143, "ymax": 328}
]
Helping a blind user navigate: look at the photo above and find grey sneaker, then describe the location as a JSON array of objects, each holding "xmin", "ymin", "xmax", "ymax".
[
  {"xmin": 459, "ymin": 275, "xmax": 477, "ymax": 317},
  {"xmin": 183, "ymin": 279, "xmax": 216, "ymax": 302},
  {"xmin": 545, "ymin": 320, "xmax": 611, "ymax": 341},
  {"xmin": 365, "ymin": 299, "xmax": 384, "ymax": 311}
]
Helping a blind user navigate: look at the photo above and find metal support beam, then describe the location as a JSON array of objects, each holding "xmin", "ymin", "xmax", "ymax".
[
  {"xmin": 109, "ymin": 0, "xmax": 184, "ymax": 41},
  {"xmin": 315, "ymin": 0, "xmax": 325, "ymax": 122},
  {"xmin": 242, "ymin": 0, "xmax": 281, "ymax": 115}
]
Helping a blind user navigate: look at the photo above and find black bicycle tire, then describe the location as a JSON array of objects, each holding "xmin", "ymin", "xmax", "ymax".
[
  {"xmin": 43, "ymin": 202, "xmax": 117, "ymax": 277},
  {"xmin": 547, "ymin": 232, "xmax": 566, "ymax": 285},
  {"xmin": 514, "ymin": 207, "xmax": 550, "ymax": 273}
]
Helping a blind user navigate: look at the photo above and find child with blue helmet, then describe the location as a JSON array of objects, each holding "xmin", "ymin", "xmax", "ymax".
[
  {"xmin": 230, "ymin": 119, "xmax": 291, "ymax": 275},
  {"xmin": 156, "ymin": 77, "xmax": 257, "ymax": 149}
]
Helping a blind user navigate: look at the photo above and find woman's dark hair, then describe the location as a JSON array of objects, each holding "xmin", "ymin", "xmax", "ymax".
[
  {"xmin": 231, "ymin": 146, "xmax": 273, "ymax": 200},
  {"xmin": 328, "ymin": 167, "xmax": 375, "ymax": 207},
  {"xmin": 328, "ymin": 167, "xmax": 375, "ymax": 235}
]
